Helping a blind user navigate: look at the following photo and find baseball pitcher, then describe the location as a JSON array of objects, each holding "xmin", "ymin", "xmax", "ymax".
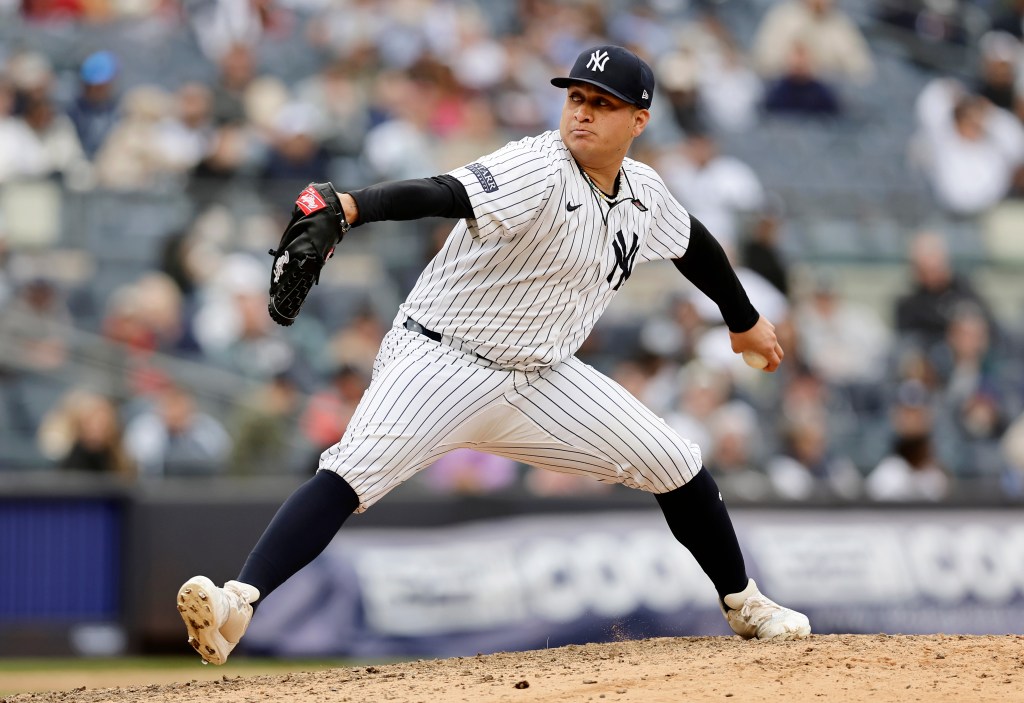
[{"xmin": 178, "ymin": 45, "xmax": 809, "ymax": 665}]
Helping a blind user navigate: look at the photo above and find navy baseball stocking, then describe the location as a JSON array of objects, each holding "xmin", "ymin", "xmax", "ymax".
[
  {"xmin": 654, "ymin": 466, "xmax": 749, "ymax": 601},
  {"xmin": 237, "ymin": 470, "xmax": 359, "ymax": 608}
]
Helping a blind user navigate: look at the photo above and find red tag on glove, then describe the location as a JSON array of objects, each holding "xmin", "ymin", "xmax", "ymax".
[{"xmin": 296, "ymin": 186, "xmax": 328, "ymax": 215}]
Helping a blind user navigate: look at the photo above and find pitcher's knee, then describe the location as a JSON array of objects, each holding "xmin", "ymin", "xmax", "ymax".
[{"xmin": 634, "ymin": 441, "xmax": 703, "ymax": 493}]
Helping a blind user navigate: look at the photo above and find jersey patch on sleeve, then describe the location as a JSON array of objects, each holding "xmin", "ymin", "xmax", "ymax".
[{"xmin": 466, "ymin": 162, "xmax": 499, "ymax": 193}]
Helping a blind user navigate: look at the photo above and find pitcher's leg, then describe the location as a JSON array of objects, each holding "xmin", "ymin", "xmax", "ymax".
[
  {"xmin": 320, "ymin": 343, "xmax": 509, "ymax": 510},
  {"xmin": 179, "ymin": 330, "xmax": 512, "ymax": 663},
  {"xmin": 654, "ymin": 466, "xmax": 747, "ymax": 600},
  {"xmin": 177, "ymin": 470, "xmax": 360, "ymax": 665},
  {"xmin": 505, "ymin": 360, "xmax": 743, "ymax": 597},
  {"xmin": 504, "ymin": 359, "xmax": 809, "ymax": 640},
  {"xmin": 237, "ymin": 470, "xmax": 360, "ymax": 604},
  {"xmin": 502, "ymin": 357, "xmax": 703, "ymax": 491}
]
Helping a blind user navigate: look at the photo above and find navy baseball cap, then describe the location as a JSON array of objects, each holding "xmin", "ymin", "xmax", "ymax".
[{"xmin": 551, "ymin": 45, "xmax": 655, "ymax": 109}]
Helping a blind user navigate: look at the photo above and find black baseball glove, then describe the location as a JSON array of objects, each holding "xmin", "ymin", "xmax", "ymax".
[{"xmin": 268, "ymin": 182, "xmax": 350, "ymax": 326}]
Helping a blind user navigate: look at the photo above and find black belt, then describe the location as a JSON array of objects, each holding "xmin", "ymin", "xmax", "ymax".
[{"xmin": 404, "ymin": 318, "xmax": 442, "ymax": 342}]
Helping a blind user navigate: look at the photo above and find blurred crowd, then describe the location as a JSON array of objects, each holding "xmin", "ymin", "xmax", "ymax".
[{"xmin": 3, "ymin": 0, "xmax": 1024, "ymax": 504}]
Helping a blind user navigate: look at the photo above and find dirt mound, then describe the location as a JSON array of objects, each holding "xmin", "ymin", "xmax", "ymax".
[{"xmin": 4, "ymin": 634, "xmax": 1023, "ymax": 703}]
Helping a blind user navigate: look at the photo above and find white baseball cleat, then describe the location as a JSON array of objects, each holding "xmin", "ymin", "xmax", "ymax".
[
  {"xmin": 721, "ymin": 578, "xmax": 811, "ymax": 641},
  {"xmin": 176, "ymin": 576, "xmax": 260, "ymax": 665}
]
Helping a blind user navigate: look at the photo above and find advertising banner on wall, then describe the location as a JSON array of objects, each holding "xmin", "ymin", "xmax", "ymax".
[{"xmin": 242, "ymin": 509, "xmax": 1024, "ymax": 658}]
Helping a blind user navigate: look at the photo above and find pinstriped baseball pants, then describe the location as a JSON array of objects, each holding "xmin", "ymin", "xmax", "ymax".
[{"xmin": 319, "ymin": 325, "xmax": 703, "ymax": 511}]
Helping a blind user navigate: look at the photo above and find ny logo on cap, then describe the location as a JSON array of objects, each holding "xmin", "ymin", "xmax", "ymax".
[{"xmin": 587, "ymin": 49, "xmax": 610, "ymax": 72}]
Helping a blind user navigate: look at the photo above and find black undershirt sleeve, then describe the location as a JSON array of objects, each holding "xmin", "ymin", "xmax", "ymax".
[
  {"xmin": 672, "ymin": 215, "xmax": 760, "ymax": 334},
  {"xmin": 346, "ymin": 175, "xmax": 474, "ymax": 224}
]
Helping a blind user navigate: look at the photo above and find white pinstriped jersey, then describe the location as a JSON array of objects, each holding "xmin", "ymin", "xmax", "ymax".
[
  {"xmin": 397, "ymin": 130, "xmax": 693, "ymax": 370},
  {"xmin": 322, "ymin": 130, "xmax": 705, "ymax": 508}
]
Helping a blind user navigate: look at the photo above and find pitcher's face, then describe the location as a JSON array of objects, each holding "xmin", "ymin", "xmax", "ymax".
[{"xmin": 559, "ymin": 83, "xmax": 649, "ymax": 169}]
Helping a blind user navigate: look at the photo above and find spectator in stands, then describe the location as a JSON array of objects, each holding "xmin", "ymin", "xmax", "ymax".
[
  {"xmin": 894, "ymin": 231, "xmax": 996, "ymax": 354},
  {"xmin": 752, "ymin": 0, "xmax": 874, "ymax": 85},
  {"xmin": 20, "ymin": 94, "xmax": 89, "ymax": 182},
  {"xmin": 0, "ymin": 76, "xmax": 48, "ymax": 182},
  {"xmin": 974, "ymin": 31, "xmax": 1023, "ymax": 119},
  {"xmin": 156, "ymin": 82, "xmax": 216, "ymax": 177},
  {"xmin": 123, "ymin": 382, "xmax": 231, "ymax": 477},
  {"xmin": 866, "ymin": 434, "xmax": 948, "ymax": 501},
  {"xmin": 795, "ymin": 274, "xmax": 892, "ymax": 389},
  {"xmin": 765, "ymin": 410, "xmax": 862, "ymax": 501},
  {"xmin": 4, "ymin": 51, "xmax": 87, "ymax": 183},
  {"xmin": 362, "ymin": 71, "xmax": 440, "ymax": 180},
  {"xmin": 103, "ymin": 273, "xmax": 192, "ymax": 356},
  {"xmin": 229, "ymin": 370, "xmax": 303, "ymax": 476},
  {"xmin": 192, "ymin": 254, "xmax": 319, "ymax": 380},
  {"xmin": 865, "ymin": 380, "xmax": 950, "ymax": 501},
  {"xmin": 640, "ymin": 291, "xmax": 710, "ymax": 367},
  {"xmin": 937, "ymin": 385, "xmax": 1010, "ymax": 481},
  {"xmin": 186, "ymin": 43, "xmax": 264, "ymax": 204},
  {"xmin": 294, "ymin": 59, "xmax": 371, "ymax": 162},
  {"xmin": 5, "ymin": 50, "xmax": 55, "ymax": 110},
  {"xmin": 434, "ymin": 95, "xmax": 506, "ymax": 174},
  {"xmin": 913, "ymin": 93, "xmax": 1024, "ymax": 216},
  {"xmin": 210, "ymin": 42, "xmax": 258, "ymax": 127},
  {"xmin": 930, "ymin": 305, "xmax": 1015, "ymax": 479},
  {"xmin": 259, "ymin": 102, "xmax": 332, "ymax": 210},
  {"xmin": 95, "ymin": 86, "xmax": 177, "ymax": 190},
  {"xmin": 37, "ymin": 389, "xmax": 135, "ymax": 477},
  {"xmin": 768, "ymin": 365, "xmax": 868, "ymax": 466},
  {"xmin": 186, "ymin": 0, "xmax": 285, "ymax": 63},
  {"xmin": 0, "ymin": 276, "xmax": 71, "ymax": 372},
  {"xmin": 705, "ymin": 401, "xmax": 774, "ymax": 501},
  {"xmin": 653, "ymin": 49, "xmax": 704, "ymax": 135},
  {"xmin": 932, "ymin": 304, "xmax": 1004, "ymax": 403},
  {"xmin": 103, "ymin": 282, "xmax": 162, "ymax": 355},
  {"xmin": 66, "ymin": 50, "xmax": 121, "ymax": 160},
  {"xmin": 488, "ymin": 36, "xmax": 554, "ymax": 135},
  {"xmin": 659, "ymin": 131, "xmax": 765, "ymax": 249},
  {"xmin": 763, "ymin": 43, "xmax": 841, "ymax": 117},
  {"xmin": 447, "ymin": 8, "xmax": 512, "ymax": 94},
  {"xmin": 740, "ymin": 197, "xmax": 790, "ymax": 297},
  {"xmin": 666, "ymin": 362, "xmax": 734, "ymax": 472},
  {"xmin": 699, "ymin": 38, "xmax": 763, "ymax": 134}
]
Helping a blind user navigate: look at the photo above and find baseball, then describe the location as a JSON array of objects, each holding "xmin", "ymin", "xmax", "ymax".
[{"xmin": 742, "ymin": 350, "xmax": 769, "ymax": 369}]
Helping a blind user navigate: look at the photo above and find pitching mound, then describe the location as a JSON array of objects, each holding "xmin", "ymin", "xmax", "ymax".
[{"xmin": 4, "ymin": 634, "xmax": 1023, "ymax": 703}]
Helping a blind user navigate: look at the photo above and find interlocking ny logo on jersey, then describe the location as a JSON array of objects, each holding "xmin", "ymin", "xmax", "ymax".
[
  {"xmin": 587, "ymin": 50, "xmax": 610, "ymax": 72},
  {"xmin": 606, "ymin": 230, "xmax": 639, "ymax": 290}
]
